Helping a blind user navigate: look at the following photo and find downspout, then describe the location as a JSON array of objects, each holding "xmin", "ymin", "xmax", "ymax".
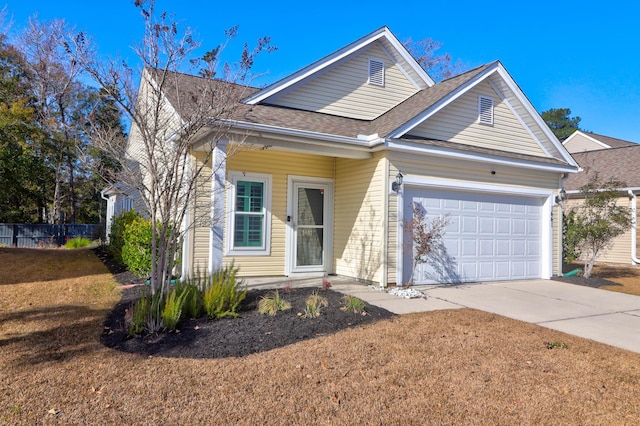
[
  {"xmin": 627, "ymin": 190, "xmax": 640, "ymax": 264},
  {"xmin": 381, "ymin": 157, "xmax": 390, "ymax": 289}
]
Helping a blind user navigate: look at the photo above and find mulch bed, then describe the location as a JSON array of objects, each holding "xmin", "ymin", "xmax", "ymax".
[
  {"xmin": 551, "ymin": 275, "xmax": 623, "ymax": 289},
  {"xmin": 93, "ymin": 247, "xmax": 395, "ymax": 359}
]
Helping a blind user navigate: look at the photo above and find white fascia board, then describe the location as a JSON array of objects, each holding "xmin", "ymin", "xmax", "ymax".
[
  {"xmin": 244, "ymin": 27, "xmax": 433, "ymax": 105},
  {"xmin": 566, "ymin": 186, "xmax": 640, "ymax": 195},
  {"xmin": 388, "ymin": 63, "xmax": 499, "ymax": 139},
  {"xmin": 491, "ymin": 65, "xmax": 579, "ymax": 168},
  {"xmin": 222, "ymin": 120, "xmax": 377, "ymax": 159},
  {"xmin": 384, "ymin": 139, "xmax": 579, "ymax": 174}
]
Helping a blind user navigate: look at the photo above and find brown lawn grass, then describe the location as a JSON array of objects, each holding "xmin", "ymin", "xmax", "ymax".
[
  {"xmin": 2, "ymin": 248, "xmax": 640, "ymax": 424},
  {"xmin": 592, "ymin": 263, "xmax": 640, "ymax": 296}
]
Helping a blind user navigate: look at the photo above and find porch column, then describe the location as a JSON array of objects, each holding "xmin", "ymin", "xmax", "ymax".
[{"xmin": 209, "ymin": 142, "xmax": 227, "ymax": 273}]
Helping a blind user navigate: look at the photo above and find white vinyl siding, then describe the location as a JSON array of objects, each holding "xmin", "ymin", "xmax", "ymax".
[
  {"xmin": 563, "ymin": 133, "xmax": 609, "ymax": 153},
  {"xmin": 271, "ymin": 45, "xmax": 418, "ymax": 120},
  {"xmin": 410, "ymin": 82, "xmax": 546, "ymax": 157}
]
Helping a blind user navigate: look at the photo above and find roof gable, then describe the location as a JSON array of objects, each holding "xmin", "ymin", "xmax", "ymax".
[
  {"xmin": 563, "ymin": 130, "xmax": 637, "ymax": 153},
  {"xmin": 386, "ymin": 61, "xmax": 577, "ymax": 167},
  {"xmin": 243, "ymin": 26, "xmax": 434, "ymax": 118}
]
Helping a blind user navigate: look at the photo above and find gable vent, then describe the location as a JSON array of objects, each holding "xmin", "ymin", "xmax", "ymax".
[
  {"xmin": 478, "ymin": 96, "xmax": 494, "ymax": 125},
  {"xmin": 368, "ymin": 59, "xmax": 385, "ymax": 86}
]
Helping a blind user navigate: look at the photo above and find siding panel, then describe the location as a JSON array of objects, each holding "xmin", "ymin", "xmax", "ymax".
[
  {"xmin": 411, "ymin": 82, "xmax": 546, "ymax": 157},
  {"xmin": 273, "ymin": 45, "xmax": 419, "ymax": 120}
]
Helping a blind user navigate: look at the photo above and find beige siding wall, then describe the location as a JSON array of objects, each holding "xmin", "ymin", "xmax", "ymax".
[
  {"xmin": 387, "ymin": 153, "xmax": 562, "ymax": 284},
  {"xmin": 563, "ymin": 134, "xmax": 605, "ymax": 153},
  {"xmin": 273, "ymin": 45, "xmax": 419, "ymax": 120},
  {"xmin": 222, "ymin": 149, "xmax": 334, "ymax": 276},
  {"xmin": 333, "ymin": 153, "xmax": 386, "ymax": 283},
  {"xmin": 410, "ymin": 81, "xmax": 546, "ymax": 157}
]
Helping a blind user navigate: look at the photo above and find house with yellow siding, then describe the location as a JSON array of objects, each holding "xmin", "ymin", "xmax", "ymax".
[{"xmin": 110, "ymin": 27, "xmax": 578, "ymax": 286}]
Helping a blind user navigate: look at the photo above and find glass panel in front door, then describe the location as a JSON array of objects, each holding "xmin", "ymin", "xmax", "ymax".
[{"xmin": 296, "ymin": 187, "xmax": 324, "ymax": 267}]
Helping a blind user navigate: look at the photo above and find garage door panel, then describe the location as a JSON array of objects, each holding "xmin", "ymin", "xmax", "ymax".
[
  {"xmin": 461, "ymin": 239, "xmax": 477, "ymax": 256},
  {"xmin": 406, "ymin": 188, "xmax": 544, "ymax": 284},
  {"xmin": 479, "ymin": 239, "xmax": 494, "ymax": 256},
  {"xmin": 479, "ymin": 217, "xmax": 494, "ymax": 233}
]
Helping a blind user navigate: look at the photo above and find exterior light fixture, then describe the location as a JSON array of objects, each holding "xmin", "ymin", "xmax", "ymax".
[
  {"xmin": 392, "ymin": 172, "xmax": 403, "ymax": 192},
  {"xmin": 555, "ymin": 188, "xmax": 566, "ymax": 204}
]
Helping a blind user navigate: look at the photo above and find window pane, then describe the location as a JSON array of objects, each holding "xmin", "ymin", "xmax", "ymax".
[{"xmin": 234, "ymin": 180, "xmax": 265, "ymax": 248}]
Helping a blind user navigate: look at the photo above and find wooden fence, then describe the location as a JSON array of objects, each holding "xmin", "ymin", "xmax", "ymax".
[{"xmin": 0, "ymin": 223, "xmax": 103, "ymax": 248}]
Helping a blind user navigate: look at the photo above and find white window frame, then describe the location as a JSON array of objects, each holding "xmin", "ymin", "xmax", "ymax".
[
  {"xmin": 478, "ymin": 95, "xmax": 494, "ymax": 125},
  {"xmin": 225, "ymin": 171, "xmax": 272, "ymax": 256}
]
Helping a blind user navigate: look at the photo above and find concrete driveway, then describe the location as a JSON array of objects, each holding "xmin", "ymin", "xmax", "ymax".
[{"xmin": 334, "ymin": 279, "xmax": 640, "ymax": 354}]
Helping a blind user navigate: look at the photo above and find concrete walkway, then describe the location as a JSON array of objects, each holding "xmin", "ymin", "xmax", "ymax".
[
  {"xmin": 244, "ymin": 276, "xmax": 640, "ymax": 354},
  {"xmin": 331, "ymin": 278, "xmax": 640, "ymax": 354}
]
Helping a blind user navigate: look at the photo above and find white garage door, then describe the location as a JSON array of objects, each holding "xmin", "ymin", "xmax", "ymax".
[{"xmin": 404, "ymin": 188, "xmax": 544, "ymax": 284}]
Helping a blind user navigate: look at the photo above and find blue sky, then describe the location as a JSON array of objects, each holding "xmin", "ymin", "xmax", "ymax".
[{"xmin": 4, "ymin": 0, "xmax": 640, "ymax": 141}]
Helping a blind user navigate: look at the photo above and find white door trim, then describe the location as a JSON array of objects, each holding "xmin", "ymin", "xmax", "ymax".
[{"xmin": 285, "ymin": 175, "xmax": 334, "ymax": 276}]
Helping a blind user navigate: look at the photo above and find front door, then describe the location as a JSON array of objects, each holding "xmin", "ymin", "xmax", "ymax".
[{"xmin": 287, "ymin": 177, "xmax": 333, "ymax": 274}]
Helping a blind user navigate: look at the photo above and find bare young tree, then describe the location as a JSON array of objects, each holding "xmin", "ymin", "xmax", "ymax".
[
  {"xmin": 404, "ymin": 37, "xmax": 465, "ymax": 82},
  {"xmin": 69, "ymin": 0, "xmax": 274, "ymax": 296},
  {"xmin": 404, "ymin": 202, "xmax": 450, "ymax": 286}
]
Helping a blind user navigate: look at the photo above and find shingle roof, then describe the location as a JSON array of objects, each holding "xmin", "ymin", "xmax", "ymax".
[
  {"xmin": 565, "ymin": 144, "xmax": 640, "ymax": 190},
  {"xmin": 150, "ymin": 64, "xmax": 572, "ymax": 169}
]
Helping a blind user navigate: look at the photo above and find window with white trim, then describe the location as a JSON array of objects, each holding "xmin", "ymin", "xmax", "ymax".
[
  {"xmin": 226, "ymin": 172, "xmax": 271, "ymax": 255},
  {"xmin": 368, "ymin": 59, "xmax": 385, "ymax": 86},
  {"xmin": 478, "ymin": 95, "xmax": 494, "ymax": 125}
]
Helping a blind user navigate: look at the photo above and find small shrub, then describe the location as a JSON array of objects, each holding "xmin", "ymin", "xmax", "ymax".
[
  {"xmin": 175, "ymin": 282, "xmax": 201, "ymax": 319},
  {"xmin": 303, "ymin": 290, "xmax": 328, "ymax": 318},
  {"xmin": 127, "ymin": 292, "xmax": 164, "ymax": 336},
  {"xmin": 258, "ymin": 290, "xmax": 292, "ymax": 316},
  {"xmin": 162, "ymin": 288, "xmax": 188, "ymax": 330},
  {"xmin": 128, "ymin": 296, "xmax": 149, "ymax": 336},
  {"xmin": 202, "ymin": 264, "xmax": 247, "ymax": 318},
  {"xmin": 341, "ymin": 295, "xmax": 367, "ymax": 314},
  {"xmin": 65, "ymin": 237, "xmax": 92, "ymax": 249},
  {"xmin": 121, "ymin": 216, "xmax": 153, "ymax": 278},
  {"xmin": 109, "ymin": 209, "xmax": 141, "ymax": 262}
]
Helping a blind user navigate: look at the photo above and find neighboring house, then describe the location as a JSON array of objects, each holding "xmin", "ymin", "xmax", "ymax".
[
  {"xmin": 563, "ymin": 130, "xmax": 637, "ymax": 153},
  {"xmin": 563, "ymin": 132, "xmax": 640, "ymax": 265},
  {"xmin": 106, "ymin": 27, "xmax": 578, "ymax": 285},
  {"xmin": 100, "ymin": 185, "xmax": 132, "ymax": 242}
]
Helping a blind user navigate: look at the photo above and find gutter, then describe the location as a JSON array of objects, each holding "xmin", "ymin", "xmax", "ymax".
[{"xmin": 627, "ymin": 190, "xmax": 640, "ymax": 264}]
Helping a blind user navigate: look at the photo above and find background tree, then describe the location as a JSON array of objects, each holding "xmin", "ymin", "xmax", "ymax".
[
  {"xmin": 404, "ymin": 37, "xmax": 465, "ymax": 82},
  {"xmin": 19, "ymin": 17, "xmax": 87, "ymax": 224},
  {"xmin": 564, "ymin": 172, "xmax": 632, "ymax": 278},
  {"xmin": 0, "ymin": 33, "xmax": 50, "ymax": 222},
  {"xmin": 541, "ymin": 107, "xmax": 581, "ymax": 141},
  {"xmin": 70, "ymin": 0, "xmax": 275, "ymax": 296}
]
